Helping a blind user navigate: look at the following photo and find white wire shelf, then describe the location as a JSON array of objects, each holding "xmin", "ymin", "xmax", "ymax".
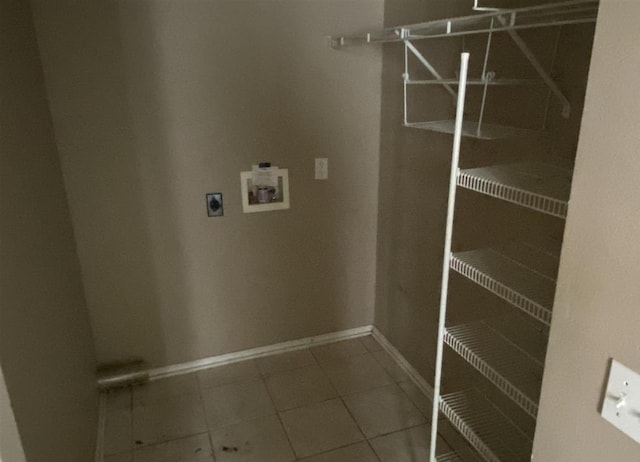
[
  {"xmin": 451, "ymin": 247, "xmax": 557, "ymax": 325},
  {"xmin": 484, "ymin": 314, "xmax": 549, "ymax": 364},
  {"xmin": 406, "ymin": 78, "xmax": 542, "ymax": 86},
  {"xmin": 437, "ymin": 452, "xmax": 477, "ymax": 462},
  {"xmin": 404, "ymin": 120, "xmax": 540, "ymax": 140},
  {"xmin": 332, "ymin": 0, "xmax": 598, "ymax": 47},
  {"xmin": 440, "ymin": 389, "xmax": 534, "ymax": 462},
  {"xmin": 457, "ymin": 159, "xmax": 573, "ymax": 218},
  {"xmin": 437, "ymin": 454, "xmax": 464, "ymax": 462},
  {"xmin": 445, "ymin": 321, "xmax": 543, "ymax": 418}
]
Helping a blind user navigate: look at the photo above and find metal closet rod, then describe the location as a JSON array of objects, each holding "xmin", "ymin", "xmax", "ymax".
[{"xmin": 330, "ymin": 0, "xmax": 598, "ymax": 47}]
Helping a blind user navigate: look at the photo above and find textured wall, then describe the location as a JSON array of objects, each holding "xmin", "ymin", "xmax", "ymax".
[
  {"xmin": 533, "ymin": 1, "xmax": 640, "ymax": 459},
  {"xmin": 31, "ymin": 0, "xmax": 383, "ymax": 368},
  {"xmin": 0, "ymin": 1, "xmax": 98, "ymax": 461}
]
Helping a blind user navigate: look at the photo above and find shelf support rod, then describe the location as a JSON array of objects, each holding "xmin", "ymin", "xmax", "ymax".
[
  {"xmin": 477, "ymin": 18, "xmax": 495, "ymax": 138},
  {"xmin": 429, "ymin": 52, "xmax": 470, "ymax": 462},
  {"xmin": 403, "ymin": 40, "xmax": 409, "ymax": 125},
  {"xmin": 473, "ymin": 0, "xmax": 503, "ymax": 12},
  {"xmin": 405, "ymin": 40, "xmax": 457, "ymax": 99},
  {"xmin": 497, "ymin": 14, "xmax": 572, "ymax": 118}
]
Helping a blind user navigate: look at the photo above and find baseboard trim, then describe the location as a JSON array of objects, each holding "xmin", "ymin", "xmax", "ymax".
[
  {"xmin": 146, "ymin": 325, "xmax": 373, "ymax": 381},
  {"xmin": 94, "ymin": 392, "xmax": 106, "ymax": 462},
  {"xmin": 371, "ymin": 326, "xmax": 434, "ymax": 399},
  {"xmin": 94, "ymin": 324, "xmax": 436, "ymax": 462}
]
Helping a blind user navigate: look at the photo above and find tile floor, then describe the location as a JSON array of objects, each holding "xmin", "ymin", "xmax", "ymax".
[{"xmin": 103, "ymin": 335, "xmax": 452, "ymax": 462}]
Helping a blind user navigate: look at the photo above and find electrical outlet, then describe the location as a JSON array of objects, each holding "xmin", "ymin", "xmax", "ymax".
[
  {"xmin": 206, "ymin": 193, "xmax": 223, "ymax": 217},
  {"xmin": 315, "ymin": 158, "xmax": 328, "ymax": 180}
]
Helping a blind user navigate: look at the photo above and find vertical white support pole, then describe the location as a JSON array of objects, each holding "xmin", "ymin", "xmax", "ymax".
[
  {"xmin": 477, "ymin": 19, "xmax": 494, "ymax": 138},
  {"xmin": 542, "ymin": 27, "xmax": 563, "ymax": 131},
  {"xmin": 428, "ymin": 52, "xmax": 470, "ymax": 462},
  {"xmin": 496, "ymin": 14, "xmax": 571, "ymax": 117},
  {"xmin": 404, "ymin": 41, "xmax": 409, "ymax": 125}
]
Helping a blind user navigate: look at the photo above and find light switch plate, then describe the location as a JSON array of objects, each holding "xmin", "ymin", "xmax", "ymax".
[
  {"xmin": 601, "ymin": 359, "xmax": 640, "ymax": 444},
  {"xmin": 315, "ymin": 158, "xmax": 328, "ymax": 180}
]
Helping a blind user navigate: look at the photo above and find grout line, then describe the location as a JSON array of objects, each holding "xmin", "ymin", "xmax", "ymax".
[
  {"xmin": 111, "ymin": 332, "xmax": 447, "ymax": 461},
  {"xmin": 261, "ymin": 375, "xmax": 298, "ymax": 460},
  {"xmin": 296, "ymin": 440, "xmax": 378, "ymax": 461},
  {"xmin": 369, "ymin": 347, "xmax": 409, "ymax": 384},
  {"xmin": 257, "ymin": 353, "xmax": 320, "ymax": 380},
  {"xmin": 94, "ymin": 392, "xmax": 107, "ymax": 462},
  {"xmin": 127, "ymin": 388, "xmax": 134, "ymax": 456},
  {"xmin": 307, "ymin": 337, "xmax": 370, "ymax": 365},
  {"xmin": 368, "ymin": 420, "xmax": 432, "ymax": 442},
  {"xmin": 195, "ymin": 371, "xmax": 217, "ymax": 461},
  {"xmin": 364, "ymin": 439, "xmax": 384, "ymax": 462}
]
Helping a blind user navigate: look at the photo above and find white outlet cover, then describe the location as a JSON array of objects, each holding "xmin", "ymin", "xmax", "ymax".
[
  {"xmin": 601, "ymin": 359, "xmax": 640, "ymax": 444},
  {"xmin": 315, "ymin": 158, "xmax": 328, "ymax": 180}
]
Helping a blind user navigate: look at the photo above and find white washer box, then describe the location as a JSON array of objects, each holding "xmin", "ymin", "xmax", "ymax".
[{"xmin": 240, "ymin": 168, "xmax": 290, "ymax": 213}]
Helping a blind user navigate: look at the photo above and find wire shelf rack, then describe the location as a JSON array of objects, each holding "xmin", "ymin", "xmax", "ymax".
[
  {"xmin": 406, "ymin": 78, "xmax": 543, "ymax": 86},
  {"xmin": 404, "ymin": 120, "xmax": 540, "ymax": 140},
  {"xmin": 445, "ymin": 321, "xmax": 544, "ymax": 417},
  {"xmin": 450, "ymin": 247, "xmax": 557, "ymax": 325},
  {"xmin": 437, "ymin": 450, "xmax": 482, "ymax": 462},
  {"xmin": 484, "ymin": 314, "xmax": 549, "ymax": 364},
  {"xmin": 440, "ymin": 389, "xmax": 534, "ymax": 462},
  {"xmin": 457, "ymin": 159, "xmax": 573, "ymax": 218},
  {"xmin": 331, "ymin": 0, "xmax": 598, "ymax": 46},
  {"xmin": 437, "ymin": 453, "xmax": 466, "ymax": 462}
]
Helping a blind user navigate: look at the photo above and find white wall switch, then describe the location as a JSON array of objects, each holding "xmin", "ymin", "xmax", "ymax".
[
  {"xmin": 601, "ymin": 359, "xmax": 640, "ymax": 444},
  {"xmin": 315, "ymin": 158, "xmax": 328, "ymax": 180}
]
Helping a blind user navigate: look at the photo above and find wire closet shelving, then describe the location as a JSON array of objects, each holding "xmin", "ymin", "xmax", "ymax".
[{"xmin": 331, "ymin": 1, "xmax": 598, "ymax": 461}]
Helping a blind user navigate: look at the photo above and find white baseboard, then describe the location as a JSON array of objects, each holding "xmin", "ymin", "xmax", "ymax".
[
  {"xmin": 94, "ymin": 324, "xmax": 438, "ymax": 462},
  {"xmin": 371, "ymin": 326, "xmax": 434, "ymax": 399},
  {"xmin": 147, "ymin": 325, "xmax": 373, "ymax": 380}
]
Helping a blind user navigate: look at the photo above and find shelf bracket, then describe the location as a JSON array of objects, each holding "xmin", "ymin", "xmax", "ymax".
[
  {"xmin": 496, "ymin": 14, "xmax": 572, "ymax": 118},
  {"xmin": 404, "ymin": 40, "xmax": 457, "ymax": 99},
  {"xmin": 472, "ymin": 0, "xmax": 503, "ymax": 12}
]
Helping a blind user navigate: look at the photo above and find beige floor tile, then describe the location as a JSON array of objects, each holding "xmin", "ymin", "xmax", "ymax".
[
  {"xmin": 359, "ymin": 335, "xmax": 383, "ymax": 353},
  {"xmin": 372, "ymin": 350, "xmax": 410, "ymax": 382},
  {"xmin": 369, "ymin": 425, "xmax": 452, "ymax": 462},
  {"xmin": 210, "ymin": 414, "xmax": 295, "ymax": 462},
  {"xmin": 256, "ymin": 349, "xmax": 316, "ymax": 376},
  {"xmin": 321, "ymin": 354, "xmax": 392, "ymax": 395},
  {"xmin": 298, "ymin": 441, "xmax": 379, "ymax": 462},
  {"xmin": 310, "ymin": 339, "xmax": 367, "ymax": 363},
  {"xmin": 197, "ymin": 360, "xmax": 261, "ymax": 390},
  {"xmin": 134, "ymin": 433, "xmax": 214, "ymax": 462},
  {"xmin": 202, "ymin": 379, "xmax": 275, "ymax": 429},
  {"xmin": 398, "ymin": 381, "xmax": 431, "ymax": 418},
  {"xmin": 104, "ymin": 453, "xmax": 132, "ymax": 462},
  {"xmin": 133, "ymin": 374, "xmax": 199, "ymax": 405},
  {"xmin": 343, "ymin": 384, "xmax": 426, "ymax": 438},
  {"xmin": 105, "ymin": 388, "xmax": 132, "ymax": 412},
  {"xmin": 104, "ymin": 408, "xmax": 133, "ymax": 455},
  {"xmin": 279, "ymin": 398, "xmax": 364, "ymax": 458},
  {"xmin": 265, "ymin": 365, "xmax": 338, "ymax": 411},
  {"xmin": 132, "ymin": 394, "xmax": 207, "ymax": 447}
]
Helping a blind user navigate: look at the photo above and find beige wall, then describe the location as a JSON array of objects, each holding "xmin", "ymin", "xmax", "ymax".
[
  {"xmin": 374, "ymin": 0, "xmax": 471, "ymax": 387},
  {"xmin": 533, "ymin": 1, "xmax": 640, "ymax": 459},
  {"xmin": 31, "ymin": 0, "xmax": 383, "ymax": 368},
  {"xmin": 0, "ymin": 366, "xmax": 26, "ymax": 462},
  {"xmin": 0, "ymin": 1, "xmax": 99, "ymax": 461}
]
